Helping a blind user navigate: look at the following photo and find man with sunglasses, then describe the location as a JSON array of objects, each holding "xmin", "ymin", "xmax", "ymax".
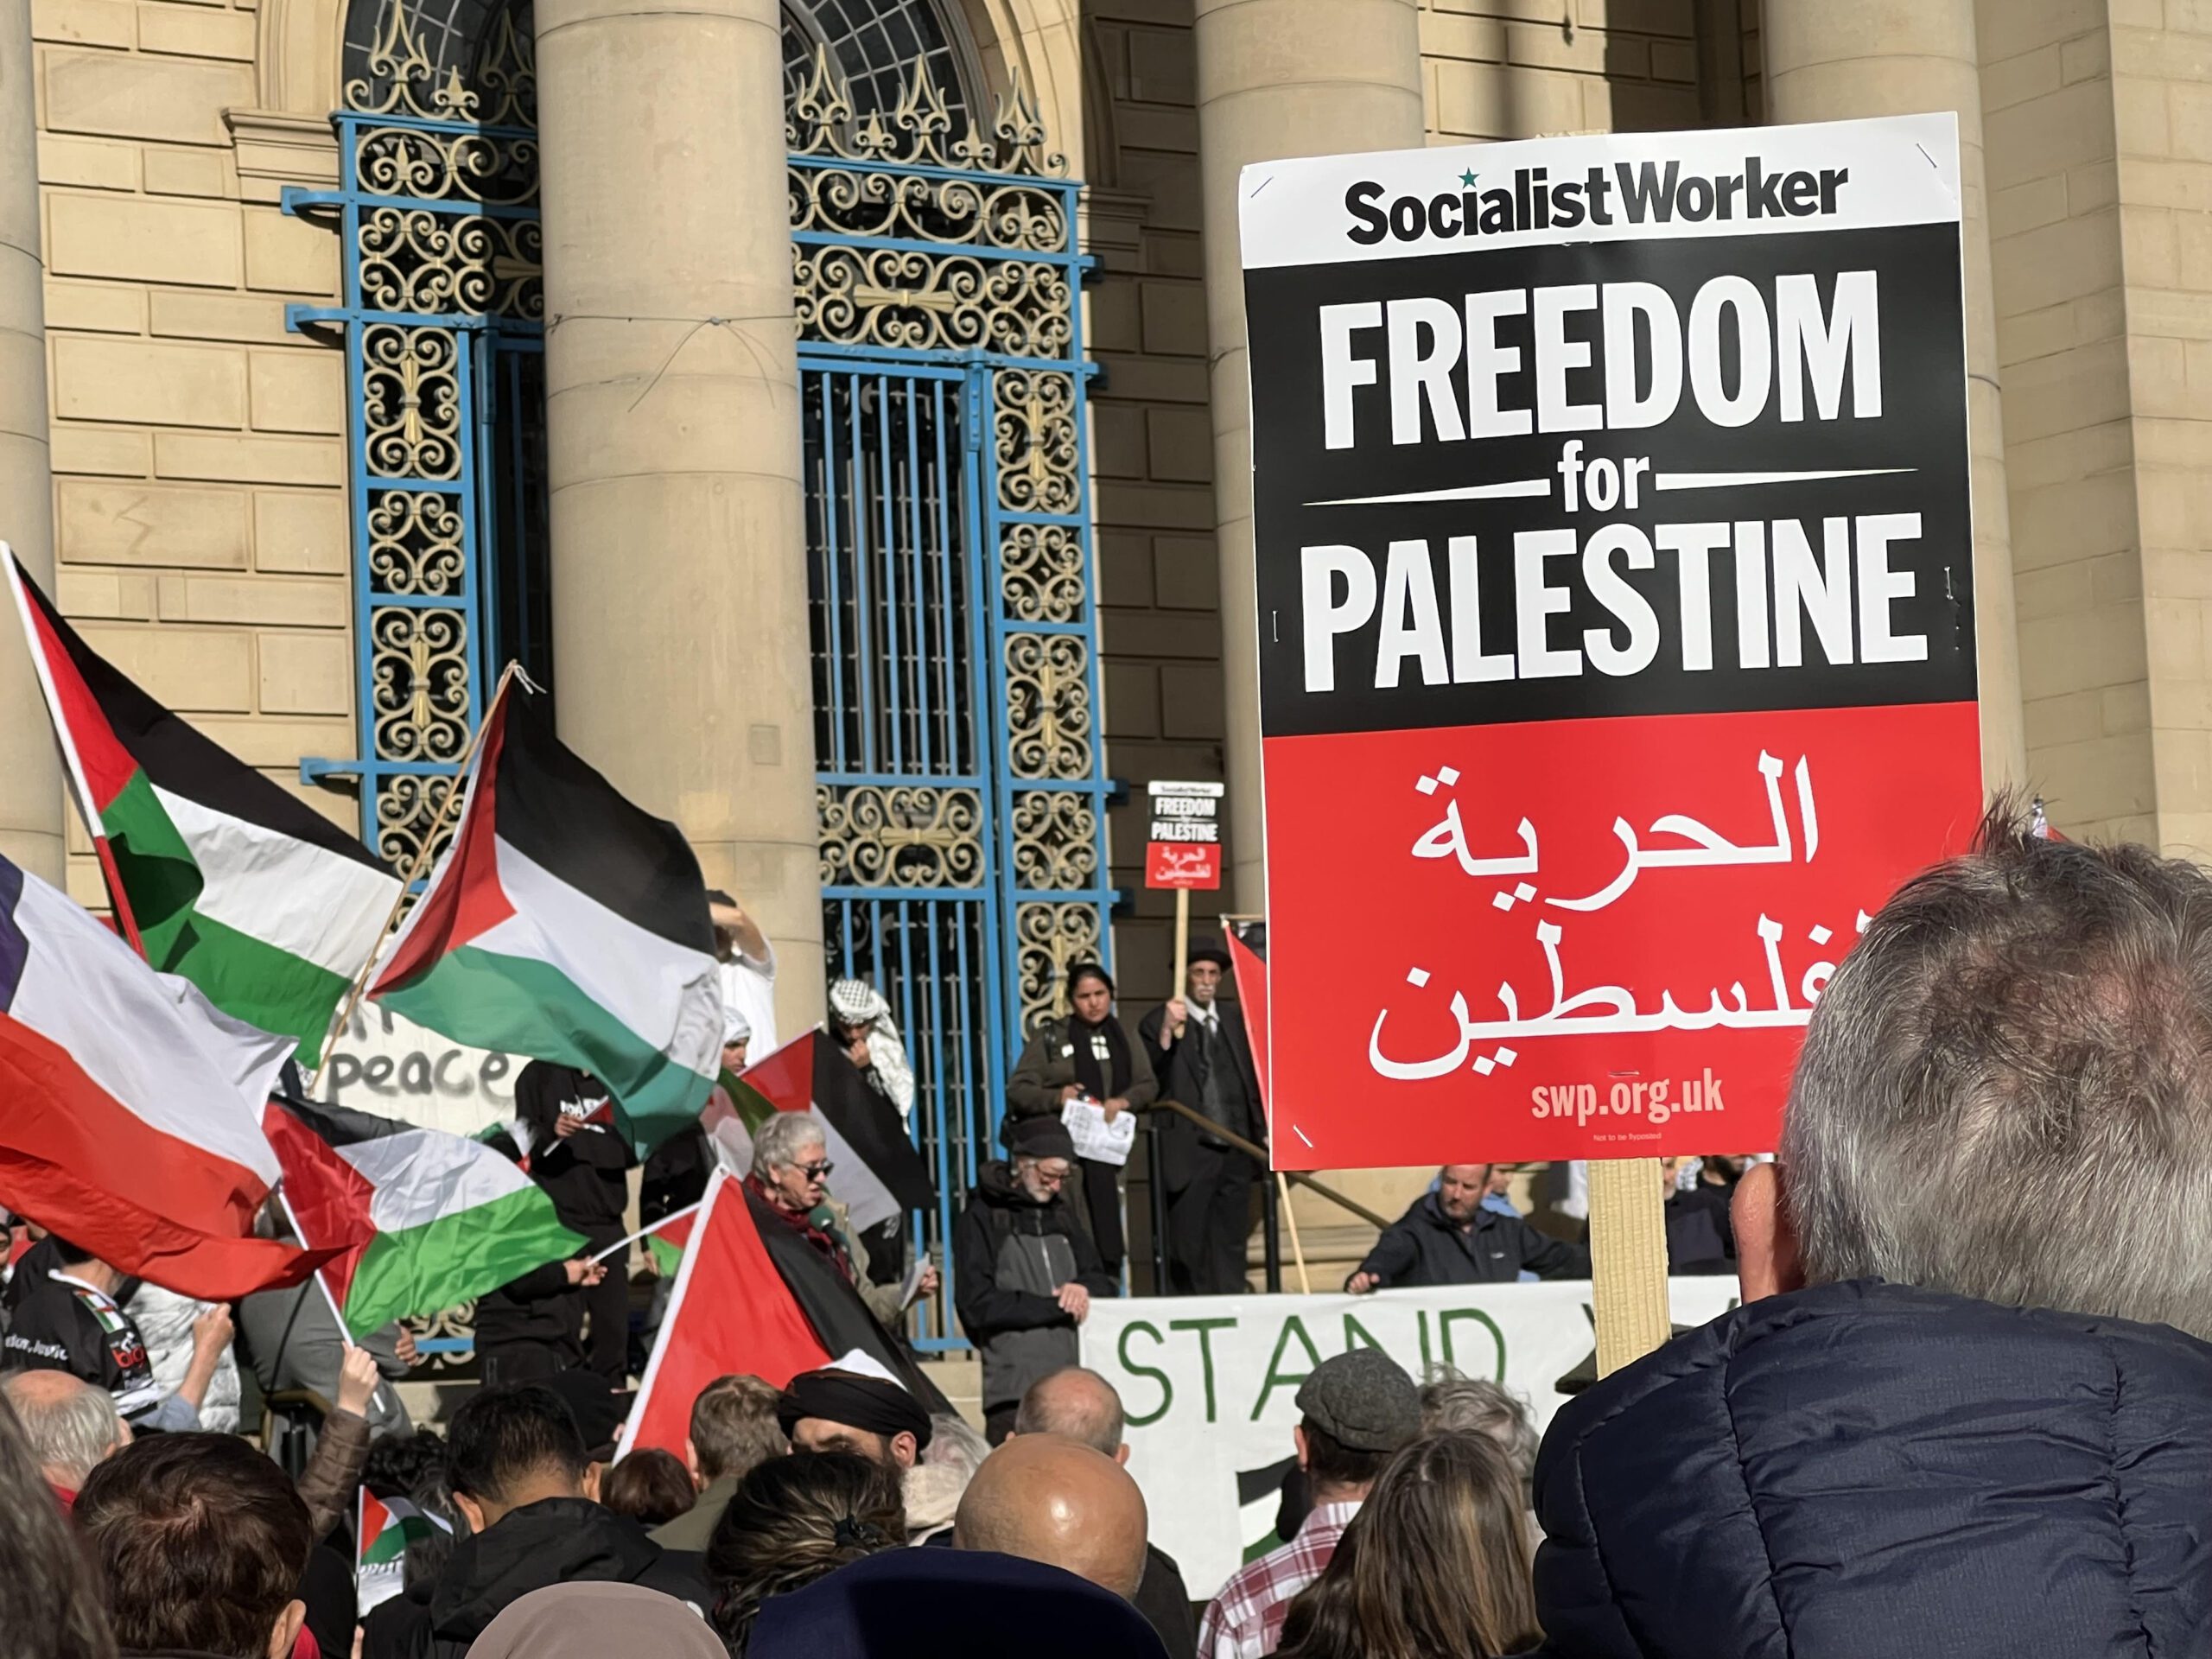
[{"xmin": 954, "ymin": 1116, "xmax": 1121, "ymax": 1444}]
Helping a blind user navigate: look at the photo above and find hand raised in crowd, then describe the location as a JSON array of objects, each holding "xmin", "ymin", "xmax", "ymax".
[
  {"xmin": 1162, "ymin": 997, "xmax": 1188, "ymax": 1043},
  {"xmin": 1057, "ymin": 1281, "xmax": 1091, "ymax": 1323},
  {"xmin": 914, "ymin": 1262, "xmax": 942, "ymax": 1298},
  {"xmin": 335, "ymin": 1343, "xmax": 380, "ymax": 1418},
  {"xmin": 394, "ymin": 1325, "xmax": 422, "ymax": 1366},
  {"xmin": 190, "ymin": 1302, "xmax": 234, "ymax": 1357},
  {"xmin": 1345, "ymin": 1271, "xmax": 1380, "ymax": 1295},
  {"xmin": 566, "ymin": 1257, "xmax": 607, "ymax": 1287},
  {"xmin": 553, "ymin": 1112, "xmax": 582, "ymax": 1139}
]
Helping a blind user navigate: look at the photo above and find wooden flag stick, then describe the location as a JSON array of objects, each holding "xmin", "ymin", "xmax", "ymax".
[
  {"xmin": 1587, "ymin": 1156, "xmax": 1670, "ymax": 1376},
  {"xmin": 305, "ymin": 662, "xmax": 520, "ymax": 1098},
  {"xmin": 1275, "ymin": 1172, "xmax": 1311, "ymax": 1293},
  {"xmin": 1171, "ymin": 887, "xmax": 1191, "ymax": 1000}
]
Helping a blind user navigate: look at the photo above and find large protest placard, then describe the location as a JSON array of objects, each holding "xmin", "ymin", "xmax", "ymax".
[
  {"xmin": 1083, "ymin": 1278, "xmax": 1738, "ymax": 1598},
  {"xmin": 1242, "ymin": 115, "xmax": 1985, "ymax": 1168}
]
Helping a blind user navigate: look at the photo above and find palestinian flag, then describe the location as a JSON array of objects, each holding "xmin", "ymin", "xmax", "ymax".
[
  {"xmin": 618, "ymin": 1171, "xmax": 949, "ymax": 1460},
  {"xmin": 367, "ymin": 682, "xmax": 721, "ymax": 1156},
  {"xmin": 739, "ymin": 1031, "xmax": 934, "ymax": 1234},
  {"xmin": 1237, "ymin": 1455, "xmax": 1299, "ymax": 1564},
  {"xmin": 741, "ymin": 1177, "xmax": 948, "ymax": 1411},
  {"xmin": 0, "ymin": 852, "xmax": 328, "ymax": 1298},
  {"xmin": 617, "ymin": 1171, "xmax": 832, "ymax": 1459},
  {"xmin": 264, "ymin": 1095, "xmax": 584, "ymax": 1337},
  {"xmin": 356, "ymin": 1490, "xmax": 449, "ymax": 1614},
  {"xmin": 1226, "ymin": 919, "xmax": 1271, "ymax": 1112},
  {"xmin": 588, "ymin": 1203, "xmax": 700, "ymax": 1275},
  {"xmin": 6, "ymin": 554, "xmax": 401, "ymax": 1063}
]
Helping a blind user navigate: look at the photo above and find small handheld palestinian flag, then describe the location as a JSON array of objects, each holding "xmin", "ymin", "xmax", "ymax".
[
  {"xmin": 5, "ymin": 551, "xmax": 400, "ymax": 1063},
  {"xmin": 357, "ymin": 1489, "xmax": 450, "ymax": 1614},
  {"xmin": 367, "ymin": 681, "xmax": 721, "ymax": 1157},
  {"xmin": 590, "ymin": 1203, "xmax": 701, "ymax": 1275},
  {"xmin": 264, "ymin": 1096, "xmax": 584, "ymax": 1337}
]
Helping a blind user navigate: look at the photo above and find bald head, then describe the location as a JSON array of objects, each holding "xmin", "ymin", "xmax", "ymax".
[
  {"xmin": 1, "ymin": 1369, "xmax": 128, "ymax": 1491},
  {"xmin": 954, "ymin": 1433, "xmax": 1148, "ymax": 1600},
  {"xmin": 1014, "ymin": 1368, "xmax": 1126, "ymax": 1460}
]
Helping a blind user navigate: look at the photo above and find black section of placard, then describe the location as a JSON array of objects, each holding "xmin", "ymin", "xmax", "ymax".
[{"xmin": 1247, "ymin": 219, "xmax": 1974, "ymax": 739}]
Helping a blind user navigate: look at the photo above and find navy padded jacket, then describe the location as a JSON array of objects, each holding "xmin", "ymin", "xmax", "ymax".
[{"xmin": 1531, "ymin": 1279, "xmax": 2212, "ymax": 1659}]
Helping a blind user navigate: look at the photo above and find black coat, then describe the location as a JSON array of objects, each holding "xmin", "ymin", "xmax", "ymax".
[
  {"xmin": 1353, "ymin": 1192, "xmax": 1589, "ymax": 1287},
  {"xmin": 953, "ymin": 1161, "xmax": 1119, "ymax": 1412},
  {"xmin": 365, "ymin": 1497, "xmax": 708, "ymax": 1659},
  {"xmin": 1135, "ymin": 1001, "xmax": 1262, "ymax": 1192},
  {"xmin": 511, "ymin": 1063, "xmax": 635, "ymax": 1234},
  {"xmin": 1533, "ymin": 1279, "xmax": 2212, "ymax": 1658}
]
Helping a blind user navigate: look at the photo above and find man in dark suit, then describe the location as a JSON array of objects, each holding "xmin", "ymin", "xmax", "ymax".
[{"xmin": 1139, "ymin": 940, "xmax": 1264, "ymax": 1296}]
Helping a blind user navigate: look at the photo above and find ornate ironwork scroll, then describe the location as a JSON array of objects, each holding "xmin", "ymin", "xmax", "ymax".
[
  {"xmin": 796, "ymin": 46, "xmax": 1109, "ymax": 1347},
  {"xmin": 290, "ymin": 0, "xmax": 545, "ymax": 868}
]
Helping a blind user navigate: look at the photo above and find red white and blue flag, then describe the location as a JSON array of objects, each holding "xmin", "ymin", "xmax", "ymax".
[{"xmin": 0, "ymin": 853, "xmax": 327, "ymax": 1297}]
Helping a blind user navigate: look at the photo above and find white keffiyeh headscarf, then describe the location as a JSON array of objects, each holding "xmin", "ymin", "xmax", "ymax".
[{"xmin": 827, "ymin": 977, "xmax": 916, "ymax": 1121}]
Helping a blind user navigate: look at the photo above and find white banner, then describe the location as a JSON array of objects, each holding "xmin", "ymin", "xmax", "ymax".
[
  {"xmin": 318, "ymin": 1003, "xmax": 522, "ymax": 1138},
  {"xmin": 1080, "ymin": 1279, "xmax": 1738, "ymax": 1599}
]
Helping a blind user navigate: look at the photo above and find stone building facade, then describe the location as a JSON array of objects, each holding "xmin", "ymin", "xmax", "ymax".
[{"xmin": 0, "ymin": 0, "xmax": 2206, "ymax": 1274}]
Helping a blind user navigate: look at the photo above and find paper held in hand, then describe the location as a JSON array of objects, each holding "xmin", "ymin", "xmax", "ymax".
[{"xmin": 1062, "ymin": 1097, "xmax": 1136, "ymax": 1166}]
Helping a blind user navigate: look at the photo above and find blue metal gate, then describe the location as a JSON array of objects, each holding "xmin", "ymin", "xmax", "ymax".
[
  {"xmin": 285, "ymin": 0, "xmax": 545, "ymax": 868},
  {"xmin": 791, "ymin": 60, "xmax": 1114, "ymax": 1346},
  {"xmin": 299, "ymin": 2, "xmax": 1109, "ymax": 1354}
]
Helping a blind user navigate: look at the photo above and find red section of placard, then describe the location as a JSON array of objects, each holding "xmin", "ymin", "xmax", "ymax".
[
  {"xmin": 1259, "ymin": 700, "xmax": 1982, "ymax": 1168},
  {"xmin": 1147, "ymin": 842, "xmax": 1222, "ymax": 890}
]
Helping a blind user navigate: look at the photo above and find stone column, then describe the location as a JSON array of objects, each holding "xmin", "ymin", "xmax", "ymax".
[
  {"xmin": 1192, "ymin": 0, "xmax": 1425, "ymax": 913},
  {"xmin": 1764, "ymin": 1, "xmax": 2026, "ymax": 789},
  {"xmin": 0, "ymin": 0, "xmax": 64, "ymax": 883},
  {"xmin": 533, "ymin": 0, "xmax": 823, "ymax": 1032}
]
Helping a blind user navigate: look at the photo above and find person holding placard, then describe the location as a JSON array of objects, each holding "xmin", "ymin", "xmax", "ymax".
[
  {"xmin": 1007, "ymin": 963, "xmax": 1157, "ymax": 1278},
  {"xmin": 1140, "ymin": 940, "xmax": 1264, "ymax": 1296}
]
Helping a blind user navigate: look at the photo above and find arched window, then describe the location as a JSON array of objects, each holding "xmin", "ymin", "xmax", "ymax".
[
  {"xmin": 341, "ymin": 0, "xmax": 976, "ymax": 123},
  {"xmin": 779, "ymin": 0, "xmax": 977, "ymax": 124}
]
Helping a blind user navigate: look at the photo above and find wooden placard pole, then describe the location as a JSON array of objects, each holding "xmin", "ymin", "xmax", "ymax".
[
  {"xmin": 1171, "ymin": 887, "xmax": 1191, "ymax": 1001},
  {"xmin": 1587, "ymin": 1156, "xmax": 1670, "ymax": 1376}
]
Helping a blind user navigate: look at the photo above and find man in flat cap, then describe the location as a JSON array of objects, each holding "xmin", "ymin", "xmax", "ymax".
[
  {"xmin": 953, "ymin": 1115, "xmax": 1122, "ymax": 1443},
  {"xmin": 779, "ymin": 1366, "xmax": 933, "ymax": 1470},
  {"xmin": 1140, "ymin": 938, "xmax": 1266, "ymax": 1297},
  {"xmin": 1198, "ymin": 1347, "xmax": 1420, "ymax": 1659}
]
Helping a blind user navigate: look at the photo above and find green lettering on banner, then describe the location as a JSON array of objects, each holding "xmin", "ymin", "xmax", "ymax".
[
  {"xmin": 1438, "ymin": 1308, "xmax": 1506, "ymax": 1380},
  {"xmin": 1119, "ymin": 1321, "xmax": 1173, "ymax": 1426},
  {"xmin": 1169, "ymin": 1317, "xmax": 1237, "ymax": 1422},
  {"xmin": 1416, "ymin": 1308, "xmax": 1433, "ymax": 1375},
  {"xmin": 1251, "ymin": 1315, "xmax": 1323, "ymax": 1420},
  {"xmin": 1342, "ymin": 1313, "xmax": 1382, "ymax": 1355}
]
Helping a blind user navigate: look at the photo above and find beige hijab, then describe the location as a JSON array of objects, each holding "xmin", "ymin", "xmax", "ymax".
[{"xmin": 467, "ymin": 1583, "xmax": 724, "ymax": 1659}]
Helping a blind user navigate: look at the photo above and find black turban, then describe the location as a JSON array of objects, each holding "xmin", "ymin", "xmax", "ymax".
[{"xmin": 777, "ymin": 1368, "xmax": 933, "ymax": 1450}]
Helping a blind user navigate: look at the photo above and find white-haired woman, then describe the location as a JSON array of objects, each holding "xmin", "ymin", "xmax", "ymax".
[{"xmin": 744, "ymin": 1112, "xmax": 935, "ymax": 1328}]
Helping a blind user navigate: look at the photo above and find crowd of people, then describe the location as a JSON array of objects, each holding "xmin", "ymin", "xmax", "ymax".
[{"xmin": 14, "ymin": 803, "xmax": 2212, "ymax": 1658}]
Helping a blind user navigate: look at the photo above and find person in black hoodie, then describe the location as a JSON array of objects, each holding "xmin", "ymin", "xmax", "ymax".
[
  {"xmin": 472, "ymin": 1254, "xmax": 604, "ymax": 1389},
  {"xmin": 508, "ymin": 1064, "xmax": 637, "ymax": 1382},
  {"xmin": 368, "ymin": 1383, "xmax": 705, "ymax": 1659},
  {"xmin": 952, "ymin": 1116, "xmax": 1119, "ymax": 1444}
]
